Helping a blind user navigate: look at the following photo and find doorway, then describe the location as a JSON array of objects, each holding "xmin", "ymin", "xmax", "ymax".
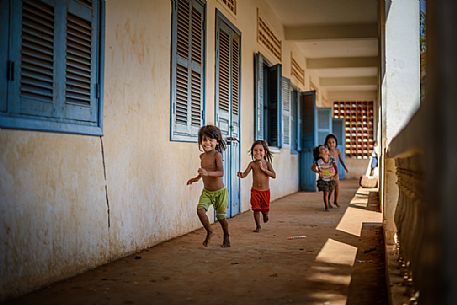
[{"xmin": 215, "ymin": 11, "xmax": 241, "ymax": 217}]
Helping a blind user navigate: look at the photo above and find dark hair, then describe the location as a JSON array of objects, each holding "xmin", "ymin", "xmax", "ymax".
[
  {"xmin": 250, "ymin": 140, "xmax": 273, "ymax": 163},
  {"xmin": 198, "ymin": 125, "xmax": 226, "ymax": 154},
  {"xmin": 324, "ymin": 134, "xmax": 338, "ymax": 147},
  {"xmin": 313, "ymin": 145, "xmax": 325, "ymax": 162}
]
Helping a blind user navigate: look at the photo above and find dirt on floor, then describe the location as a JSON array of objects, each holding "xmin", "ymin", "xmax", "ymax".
[{"xmin": 2, "ymin": 179, "xmax": 387, "ymax": 305}]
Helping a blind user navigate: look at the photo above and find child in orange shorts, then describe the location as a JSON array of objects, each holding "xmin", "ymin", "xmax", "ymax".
[{"xmin": 237, "ymin": 140, "xmax": 276, "ymax": 232}]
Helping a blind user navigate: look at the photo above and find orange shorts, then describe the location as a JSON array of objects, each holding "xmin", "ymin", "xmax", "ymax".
[{"xmin": 250, "ymin": 188, "xmax": 270, "ymax": 212}]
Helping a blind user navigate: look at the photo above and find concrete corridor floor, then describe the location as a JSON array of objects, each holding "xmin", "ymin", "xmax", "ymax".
[{"xmin": 3, "ymin": 179, "xmax": 387, "ymax": 305}]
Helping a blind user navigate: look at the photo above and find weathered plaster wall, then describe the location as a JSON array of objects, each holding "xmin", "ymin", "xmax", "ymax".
[
  {"xmin": 381, "ymin": 0, "xmax": 420, "ymax": 247},
  {"xmin": 0, "ymin": 131, "xmax": 108, "ymax": 298},
  {"xmin": 383, "ymin": 0, "xmax": 420, "ymax": 145},
  {"xmin": 0, "ymin": 0, "xmax": 303, "ymax": 300}
]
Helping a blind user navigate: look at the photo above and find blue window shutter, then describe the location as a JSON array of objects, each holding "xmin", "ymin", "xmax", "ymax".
[
  {"xmin": 8, "ymin": 0, "xmax": 57, "ymax": 118},
  {"xmin": 0, "ymin": 0, "xmax": 103, "ymax": 135},
  {"xmin": 63, "ymin": 0, "xmax": 99, "ymax": 124},
  {"xmin": 0, "ymin": 0, "xmax": 9, "ymax": 113},
  {"xmin": 290, "ymin": 90, "xmax": 298, "ymax": 153},
  {"xmin": 302, "ymin": 91, "xmax": 317, "ymax": 148},
  {"xmin": 171, "ymin": 0, "xmax": 204, "ymax": 140},
  {"xmin": 317, "ymin": 107, "xmax": 333, "ymax": 145},
  {"xmin": 281, "ymin": 77, "xmax": 290, "ymax": 146},
  {"xmin": 332, "ymin": 117, "xmax": 346, "ymax": 179},
  {"xmin": 270, "ymin": 63, "xmax": 282, "ymax": 148},
  {"xmin": 254, "ymin": 52, "xmax": 264, "ymax": 140}
]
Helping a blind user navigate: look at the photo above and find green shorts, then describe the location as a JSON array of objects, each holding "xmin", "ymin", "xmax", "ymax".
[{"xmin": 197, "ymin": 188, "xmax": 228, "ymax": 220}]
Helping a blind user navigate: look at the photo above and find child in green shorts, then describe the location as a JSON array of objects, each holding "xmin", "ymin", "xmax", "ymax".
[{"xmin": 186, "ymin": 125, "xmax": 230, "ymax": 247}]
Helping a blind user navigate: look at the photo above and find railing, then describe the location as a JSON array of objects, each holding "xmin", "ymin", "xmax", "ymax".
[{"xmin": 385, "ymin": 109, "xmax": 425, "ymax": 305}]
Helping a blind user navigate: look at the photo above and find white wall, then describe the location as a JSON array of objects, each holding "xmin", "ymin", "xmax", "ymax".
[
  {"xmin": 383, "ymin": 0, "xmax": 420, "ymax": 145},
  {"xmin": 381, "ymin": 0, "xmax": 420, "ymax": 244}
]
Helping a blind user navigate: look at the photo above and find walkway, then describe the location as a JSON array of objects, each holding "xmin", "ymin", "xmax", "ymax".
[{"xmin": 3, "ymin": 179, "xmax": 386, "ymax": 305}]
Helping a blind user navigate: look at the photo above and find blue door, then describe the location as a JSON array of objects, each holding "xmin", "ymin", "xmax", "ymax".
[
  {"xmin": 317, "ymin": 108, "xmax": 333, "ymax": 145},
  {"xmin": 215, "ymin": 11, "xmax": 241, "ymax": 218},
  {"xmin": 332, "ymin": 118, "xmax": 346, "ymax": 180},
  {"xmin": 298, "ymin": 91, "xmax": 318, "ymax": 192}
]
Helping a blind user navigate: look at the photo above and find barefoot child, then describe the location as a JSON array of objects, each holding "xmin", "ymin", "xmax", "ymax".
[
  {"xmin": 312, "ymin": 145, "xmax": 338, "ymax": 211},
  {"xmin": 325, "ymin": 134, "xmax": 348, "ymax": 207},
  {"xmin": 186, "ymin": 125, "xmax": 230, "ymax": 247},
  {"xmin": 237, "ymin": 140, "xmax": 276, "ymax": 232}
]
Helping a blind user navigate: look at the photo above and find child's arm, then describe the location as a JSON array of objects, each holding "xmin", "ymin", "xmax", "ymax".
[
  {"xmin": 332, "ymin": 160, "xmax": 339, "ymax": 178},
  {"xmin": 311, "ymin": 162, "xmax": 324, "ymax": 178},
  {"xmin": 311, "ymin": 163, "xmax": 319, "ymax": 173},
  {"xmin": 198, "ymin": 152, "xmax": 224, "ymax": 177},
  {"xmin": 337, "ymin": 149, "xmax": 348, "ymax": 173},
  {"xmin": 260, "ymin": 161, "xmax": 276, "ymax": 178},
  {"xmin": 237, "ymin": 162, "xmax": 253, "ymax": 178},
  {"xmin": 186, "ymin": 174, "xmax": 201, "ymax": 185}
]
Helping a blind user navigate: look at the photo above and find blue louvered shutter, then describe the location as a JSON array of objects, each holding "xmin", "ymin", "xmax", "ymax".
[
  {"xmin": 269, "ymin": 64, "xmax": 282, "ymax": 148},
  {"xmin": 63, "ymin": 0, "xmax": 99, "ymax": 123},
  {"xmin": 254, "ymin": 52, "xmax": 264, "ymax": 140},
  {"xmin": 282, "ymin": 77, "xmax": 291, "ymax": 146},
  {"xmin": 332, "ymin": 117, "xmax": 346, "ymax": 179},
  {"xmin": 8, "ymin": 0, "xmax": 56, "ymax": 118},
  {"xmin": 290, "ymin": 90, "xmax": 298, "ymax": 153},
  {"xmin": 0, "ymin": 0, "xmax": 9, "ymax": 113},
  {"xmin": 171, "ymin": 0, "xmax": 204, "ymax": 140},
  {"xmin": 317, "ymin": 108, "xmax": 333, "ymax": 145}
]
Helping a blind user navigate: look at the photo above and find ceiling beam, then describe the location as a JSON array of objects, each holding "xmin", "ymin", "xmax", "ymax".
[
  {"xmin": 327, "ymin": 90, "xmax": 378, "ymax": 101},
  {"xmin": 307, "ymin": 57, "xmax": 378, "ymax": 69},
  {"xmin": 285, "ymin": 23, "xmax": 378, "ymax": 40},
  {"xmin": 320, "ymin": 76, "xmax": 378, "ymax": 86}
]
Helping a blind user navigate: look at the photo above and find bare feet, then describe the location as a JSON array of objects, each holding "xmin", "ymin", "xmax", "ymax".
[
  {"xmin": 254, "ymin": 225, "xmax": 261, "ymax": 232},
  {"xmin": 202, "ymin": 231, "xmax": 213, "ymax": 247},
  {"xmin": 334, "ymin": 202, "xmax": 340, "ymax": 208},
  {"xmin": 262, "ymin": 213, "xmax": 269, "ymax": 223},
  {"xmin": 221, "ymin": 235, "xmax": 231, "ymax": 247}
]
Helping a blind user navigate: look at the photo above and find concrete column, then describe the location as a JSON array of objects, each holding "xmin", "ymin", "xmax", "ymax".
[
  {"xmin": 381, "ymin": 0, "xmax": 420, "ymax": 247},
  {"xmin": 383, "ymin": 0, "xmax": 420, "ymax": 145},
  {"xmin": 420, "ymin": 1, "xmax": 457, "ymax": 305}
]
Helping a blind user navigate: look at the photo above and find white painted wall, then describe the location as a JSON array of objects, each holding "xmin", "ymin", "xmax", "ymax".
[
  {"xmin": 383, "ymin": 0, "xmax": 420, "ymax": 145},
  {"xmin": 381, "ymin": 0, "xmax": 420, "ymax": 244},
  {"xmin": 0, "ymin": 0, "xmax": 303, "ymax": 299}
]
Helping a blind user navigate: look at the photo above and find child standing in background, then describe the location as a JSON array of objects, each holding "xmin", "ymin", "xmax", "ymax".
[
  {"xmin": 312, "ymin": 145, "xmax": 339, "ymax": 211},
  {"xmin": 186, "ymin": 125, "xmax": 230, "ymax": 247},
  {"xmin": 237, "ymin": 140, "xmax": 276, "ymax": 232},
  {"xmin": 325, "ymin": 134, "xmax": 348, "ymax": 207}
]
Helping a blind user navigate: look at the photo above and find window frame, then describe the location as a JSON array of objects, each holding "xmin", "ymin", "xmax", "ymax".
[
  {"xmin": 170, "ymin": 0, "xmax": 207, "ymax": 142},
  {"xmin": 0, "ymin": 0, "xmax": 106, "ymax": 136},
  {"xmin": 254, "ymin": 52, "xmax": 282, "ymax": 149},
  {"xmin": 281, "ymin": 76, "xmax": 291, "ymax": 148}
]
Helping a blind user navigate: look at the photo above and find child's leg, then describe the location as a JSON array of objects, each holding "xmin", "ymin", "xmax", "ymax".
[
  {"xmin": 197, "ymin": 208, "xmax": 213, "ymax": 247},
  {"xmin": 253, "ymin": 211, "xmax": 261, "ymax": 232},
  {"xmin": 334, "ymin": 181, "xmax": 340, "ymax": 207},
  {"xmin": 328, "ymin": 190, "xmax": 334, "ymax": 208},
  {"xmin": 323, "ymin": 192, "xmax": 329, "ymax": 210},
  {"xmin": 218, "ymin": 219, "xmax": 230, "ymax": 247},
  {"xmin": 261, "ymin": 211, "xmax": 269, "ymax": 223}
]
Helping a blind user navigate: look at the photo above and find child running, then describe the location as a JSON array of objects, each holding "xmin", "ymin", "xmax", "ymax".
[
  {"xmin": 324, "ymin": 134, "xmax": 348, "ymax": 207},
  {"xmin": 186, "ymin": 125, "xmax": 230, "ymax": 247},
  {"xmin": 312, "ymin": 145, "xmax": 339, "ymax": 211},
  {"xmin": 237, "ymin": 140, "xmax": 276, "ymax": 232}
]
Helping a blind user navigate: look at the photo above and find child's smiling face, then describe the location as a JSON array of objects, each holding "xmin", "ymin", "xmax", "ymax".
[
  {"xmin": 319, "ymin": 145, "xmax": 329, "ymax": 157},
  {"xmin": 253, "ymin": 144, "xmax": 266, "ymax": 161},
  {"xmin": 201, "ymin": 135, "xmax": 219, "ymax": 152},
  {"xmin": 327, "ymin": 138, "xmax": 336, "ymax": 149}
]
